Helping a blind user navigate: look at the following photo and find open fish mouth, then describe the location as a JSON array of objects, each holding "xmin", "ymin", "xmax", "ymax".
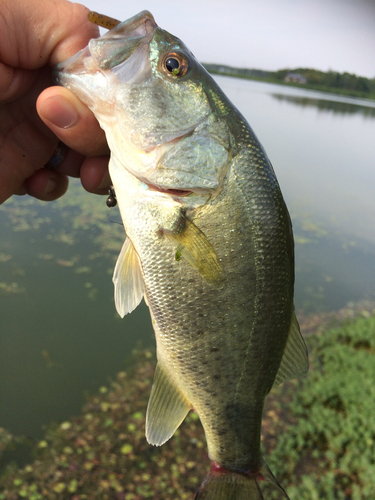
[{"xmin": 145, "ymin": 184, "xmax": 193, "ymax": 197}]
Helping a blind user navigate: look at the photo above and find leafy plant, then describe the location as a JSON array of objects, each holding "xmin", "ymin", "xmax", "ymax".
[
  {"xmin": 266, "ymin": 315, "xmax": 375, "ymax": 499},
  {"xmin": 2, "ymin": 314, "xmax": 375, "ymax": 499}
]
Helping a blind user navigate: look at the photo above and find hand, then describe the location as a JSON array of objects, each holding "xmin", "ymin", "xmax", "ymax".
[{"xmin": 0, "ymin": 0, "xmax": 111, "ymax": 204}]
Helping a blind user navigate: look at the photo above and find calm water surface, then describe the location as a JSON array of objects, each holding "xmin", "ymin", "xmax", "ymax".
[{"xmin": 1, "ymin": 77, "xmax": 375, "ymax": 449}]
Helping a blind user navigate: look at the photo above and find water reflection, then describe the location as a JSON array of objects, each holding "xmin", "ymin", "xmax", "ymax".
[{"xmin": 272, "ymin": 93, "xmax": 375, "ymax": 117}]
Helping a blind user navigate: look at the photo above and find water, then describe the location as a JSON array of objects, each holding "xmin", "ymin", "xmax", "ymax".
[{"xmin": 1, "ymin": 77, "xmax": 375, "ymax": 452}]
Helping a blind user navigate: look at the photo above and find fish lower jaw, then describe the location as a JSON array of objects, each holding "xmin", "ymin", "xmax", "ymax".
[
  {"xmin": 145, "ymin": 182, "xmax": 193, "ymax": 198},
  {"xmin": 143, "ymin": 181, "xmax": 213, "ymax": 207}
]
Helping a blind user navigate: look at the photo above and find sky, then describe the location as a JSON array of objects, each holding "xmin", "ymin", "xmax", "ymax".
[{"xmin": 82, "ymin": 0, "xmax": 375, "ymax": 79}]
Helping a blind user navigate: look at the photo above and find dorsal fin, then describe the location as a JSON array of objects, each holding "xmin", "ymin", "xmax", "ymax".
[
  {"xmin": 146, "ymin": 362, "xmax": 192, "ymax": 446},
  {"xmin": 273, "ymin": 311, "xmax": 309, "ymax": 386},
  {"xmin": 112, "ymin": 237, "xmax": 145, "ymax": 318}
]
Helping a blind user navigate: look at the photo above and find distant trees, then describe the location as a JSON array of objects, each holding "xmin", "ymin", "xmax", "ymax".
[
  {"xmin": 203, "ymin": 64, "xmax": 375, "ymax": 98},
  {"xmin": 282, "ymin": 68, "xmax": 373, "ymax": 93}
]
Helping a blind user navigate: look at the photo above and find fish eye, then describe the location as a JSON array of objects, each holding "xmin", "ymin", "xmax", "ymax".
[{"xmin": 162, "ymin": 52, "xmax": 189, "ymax": 78}]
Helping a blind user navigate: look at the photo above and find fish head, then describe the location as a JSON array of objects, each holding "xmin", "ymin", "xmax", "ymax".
[
  {"xmin": 54, "ymin": 11, "xmax": 232, "ymax": 204},
  {"xmin": 54, "ymin": 11, "xmax": 157, "ymax": 113}
]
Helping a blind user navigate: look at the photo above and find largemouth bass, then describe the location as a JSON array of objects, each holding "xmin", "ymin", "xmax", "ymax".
[{"xmin": 54, "ymin": 11, "xmax": 308, "ymax": 499}]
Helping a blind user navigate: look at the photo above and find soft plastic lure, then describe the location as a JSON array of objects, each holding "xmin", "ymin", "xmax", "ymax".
[{"xmin": 88, "ymin": 11, "xmax": 121, "ymax": 29}]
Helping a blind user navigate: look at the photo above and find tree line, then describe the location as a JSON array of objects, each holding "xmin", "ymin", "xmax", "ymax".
[{"xmin": 203, "ymin": 64, "xmax": 375, "ymax": 99}]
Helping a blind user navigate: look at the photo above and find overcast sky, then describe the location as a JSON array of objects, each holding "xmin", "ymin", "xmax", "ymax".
[{"xmin": 83, "ymin": 0, "xmax": 375, "ymax": 78}]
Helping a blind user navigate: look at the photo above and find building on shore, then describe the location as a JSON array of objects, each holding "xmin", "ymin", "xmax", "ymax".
[{"xmin": 285, "ymin": 72, "xmax": 307, "ymax": 84}]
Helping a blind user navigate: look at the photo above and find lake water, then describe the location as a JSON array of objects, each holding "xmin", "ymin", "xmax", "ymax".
[{"xmin": 1, "ymin": 77, "xmax": 375, "ymax": 450}]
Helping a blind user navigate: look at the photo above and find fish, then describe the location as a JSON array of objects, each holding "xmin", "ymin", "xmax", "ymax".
[{"xmin": 54, "ymin": 11, "xmax": 308, "ymax": 500}]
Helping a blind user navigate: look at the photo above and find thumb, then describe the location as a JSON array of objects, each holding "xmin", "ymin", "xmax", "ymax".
[{"xmin": 0, "ymin": 0, "xmax": 99, "ymax": 69}]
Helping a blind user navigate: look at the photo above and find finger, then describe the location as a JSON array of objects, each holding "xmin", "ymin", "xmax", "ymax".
[
  {"xmin": 25, "ymin": 168, "xmax": 69, "ymax": 202},
  {"xmin": 45, "ymin": 146, "xmax": 85, "ymax": 179},
  {"xmin": 80, "ymin": 156, "xmax": 111, "ymax": 195},
  {"xmin": 37, "ymin": 87, "xmax": 109, "ymax": 158},
  {"xmin": 1, "ymin": 1, "xmax": 99, "ymax": 69}
]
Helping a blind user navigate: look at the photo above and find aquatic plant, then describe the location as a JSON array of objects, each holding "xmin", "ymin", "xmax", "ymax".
[
  {"xmin": 266, "ymin": 314, "xmax": 375, "ymax": 499},
  {"xmin": 0, "ymin": 349, "xmax": 207, "ymax": 500},
  {"xmin": 1, "ymin": 310, "xmax": 375, "ymax": 499}
]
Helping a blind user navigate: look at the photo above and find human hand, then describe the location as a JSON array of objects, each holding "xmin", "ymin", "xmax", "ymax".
[{"xmin": 0, "ymin": 0, "xmax": 111, "ymax": 204}]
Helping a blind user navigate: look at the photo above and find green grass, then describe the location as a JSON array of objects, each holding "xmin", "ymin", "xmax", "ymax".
[{"xmin": 1, "ymin": 313, "xmax": 375, "ymax": 499}]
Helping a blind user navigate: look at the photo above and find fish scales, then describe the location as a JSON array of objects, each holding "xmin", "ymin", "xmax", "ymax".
[
  {"xmin": 140, "ymin": 131, "xmax": 293, "ymax": 470},
  {"xmin": 54, "ymin": 10, "xmax": 308, "ymax": 499}
]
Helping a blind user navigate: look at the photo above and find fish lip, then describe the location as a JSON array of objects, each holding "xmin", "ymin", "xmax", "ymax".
[
  {"xmin": 105, "ymin": 10, "xmax": 157, "ymax": 39},
  {"xmin": 145, "ymin": 184, "xmax": 193, "ymax": 197},
  {"xmin": 53, "ymin": 10, "xmax": 158, "ymax": 85}
]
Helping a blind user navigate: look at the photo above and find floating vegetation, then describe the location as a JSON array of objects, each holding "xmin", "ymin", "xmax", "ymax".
[
  {"xmin": 0, "ymin": 350, "xmax": 207, "ymax": 500},
  {"xmin": 75, "ymin": 267, "xmax": 91, "ymax": 275},
  {"xmin": 292, "ymin": 215, "xmax": 329, "ymax": 244},
  {"xmin": 0, "ymin": 180, "xmax": 124, "ymax": 262},
  {"xmin": 49, "ymin": 232, "xmax": 75, "ymax": 246},
  {"xmin": 1, "ymin": 304, "xmax": 375, "ymax": 499},
  {"xmin": 0, "ymin": 254, "xmax": 12, "ymax": 263},
  {"xmin": 0, "ymin": 430, "xmax": 14, "ymax": 460},
  {"xmin": 0, "ymin": 202, "xmax": 52, "ymax": 233},
  {"xmin": 56, "ymin": 258, "xmax": 79, "ymax": 268},
  {"xmin": 37, "ymin": 254, "xmax": 54, "ymax": 261},
  {"xmin": 0, "ymin": 282, "xmax": 26, "ymax": 294},
  {"xmin": 41, "ymin": 350, "xmax": 58, "ymax": 369},
  {"xmin": 84, "ymin": 282, "xmax": 98, "ymax": 301}
]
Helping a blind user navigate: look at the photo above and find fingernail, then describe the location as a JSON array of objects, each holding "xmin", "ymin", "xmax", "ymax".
[
  {"xmin": 45, "ymin": 177, "xmax": 58, "ymax": 194},
  {"xmin": 40, "ymin": 96, "xmax": 79, "ymax": 129},
  {"xmin": 98, "ymin": 172, "xmax": 111, "ymax": 190}
]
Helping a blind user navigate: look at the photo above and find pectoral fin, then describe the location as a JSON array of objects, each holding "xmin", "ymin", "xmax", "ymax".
[
  {"xmin": 165, "ymin": 216, "xmax": 223, "ymax": 283},
  {"xmin": 146, "ymin": 363, "xmax": 192, "ymax": 446},
  {"xmin": 112, "ymin": 237, "xmax": 145, "ymax": 318},
  {"xmin": 273, "ymin": 311, "xmax": 309, "ymax": 386}
]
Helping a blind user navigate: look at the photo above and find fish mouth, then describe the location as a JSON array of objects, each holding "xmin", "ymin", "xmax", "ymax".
[
  {"xmin": 145, "ymin": 184, "xmax": 193, "ymax": 197},
  {"xmin": 53, "ymin": 11, "xmax": 157, "ymax": 90}
]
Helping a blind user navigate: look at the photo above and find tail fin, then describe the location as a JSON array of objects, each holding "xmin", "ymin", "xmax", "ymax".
[{"xmin": 195, "ymin": 461, "xmax": 289, "ymax": 500}]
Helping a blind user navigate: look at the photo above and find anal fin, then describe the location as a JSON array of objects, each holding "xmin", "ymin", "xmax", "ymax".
[
  {"xmin": 274, "ymin": 311, "xmax": 309, "ymax": 386},
  {"xmin": 112, "ymin": 237, "xmax": 145, "ymax": 318},
  {"xmin": 146, "ymin": 362, "xmax": 192, "ymax": 446}
]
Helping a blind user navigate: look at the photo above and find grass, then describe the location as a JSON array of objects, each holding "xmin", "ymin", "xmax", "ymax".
[{"xmin": 1, "ymin": 303, "xmax": 375, "ymax": 499}]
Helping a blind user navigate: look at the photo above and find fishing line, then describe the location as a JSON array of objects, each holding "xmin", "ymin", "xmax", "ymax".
[
  {"xmin": 106, "ymin": 186, "xmax": 123, "ymax": 225},
  {"xmin": 107, "ymin": 212, "xmax": 123, "ymax": 226}
]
